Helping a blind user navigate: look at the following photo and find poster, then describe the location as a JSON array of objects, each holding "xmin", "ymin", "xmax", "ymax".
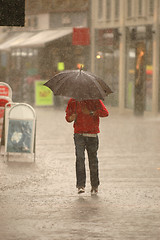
[
  {"xmin": 7, "ymin": 119, "xmax": 33, "ymax": 153},
  {"xmin": 35, "ymin": 80, "xmax": 53, "ymax": 106}
]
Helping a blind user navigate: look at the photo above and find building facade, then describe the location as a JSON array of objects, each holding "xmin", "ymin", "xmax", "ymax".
[
  {"xmin": 0, "ymin": 0, "xmax": 90, "ymax": 104},
  {"xmin": 91, "ymin": 0, "xmax": 160, "ymax": 115}
]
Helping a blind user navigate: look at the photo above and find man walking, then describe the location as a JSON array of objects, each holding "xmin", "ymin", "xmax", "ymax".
[{"xmin": 65, "ymin": 98, "xmax": 109, "ymax": 194}]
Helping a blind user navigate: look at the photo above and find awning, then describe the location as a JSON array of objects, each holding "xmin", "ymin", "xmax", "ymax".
[
  {"xmin": 0, "ymin": 28, "xmax": 73, "ymax": 50},
  {"xmin": 0, "ymin": 32, "xmax": 9, "ymax": 44},
  {"xmin": 0, "ymin": 32, "xmax": 35, "ymax": 51},
  {"xmin": 19, "ymin": 28, "xmax": 72, "ymax": 48}
]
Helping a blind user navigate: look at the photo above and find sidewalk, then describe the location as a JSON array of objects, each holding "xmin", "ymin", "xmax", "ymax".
[{"xmin": 0, "ymin": 106, "xmax": 160, "ymax": 240}]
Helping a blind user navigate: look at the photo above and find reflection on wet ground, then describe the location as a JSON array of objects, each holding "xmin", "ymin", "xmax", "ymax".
[{"xmin": 0, "ymin": 107, "xmax": 160, "ymax": 240}]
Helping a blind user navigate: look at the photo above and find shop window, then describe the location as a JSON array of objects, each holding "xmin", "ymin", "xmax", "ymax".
[
  {"xmin": 27, "ymin": 18, "xmax": 31, "ymax": 27},
  {"xmin": 106, "ymin": 0, "xmax": 111, "ymax": 21},
  {"xmin": 62, "ymin": 13, "xmax": 71, "ymax": 25},
  {"xmin": 98, "ymin": 0, "xmax": 103, "ymax": 20},
  {"xmin": 26, "ymin": 16, "xmax": 38, "ymax": 29},
  {"xmin": 33, "ymin": 17, "xmax": 38, "ymax": 28}
]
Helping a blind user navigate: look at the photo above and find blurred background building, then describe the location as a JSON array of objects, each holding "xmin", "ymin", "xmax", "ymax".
[
  {"xmin": 0, "ymin": 0, "xmax": 160, "ymax": 115},
  {"xmin": 0, "ymin": 0, "xmax": 90, "ymax": 105},
  {"xmin": 91, "ymin": 0, "xmax": 159, "ymax": 115}
]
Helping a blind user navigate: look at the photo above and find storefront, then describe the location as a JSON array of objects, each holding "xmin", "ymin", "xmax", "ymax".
[
  {"xmin": 0, "ymin": 28, "xmax": 90, "ymax": 105},
  {"xmin": 125, "ymin": 25, "xmax": 153, "ymax": 114},
  {"xmin": 91, "ymin": 0, "xmax": 160, "ymax": 115},
  {"xmin": 94, "ymin": 28, "xmax": 119, "ymax": 106},
  {"xmin": 93, "ymin": 25, "xmax": 159, "ymax": 114}
]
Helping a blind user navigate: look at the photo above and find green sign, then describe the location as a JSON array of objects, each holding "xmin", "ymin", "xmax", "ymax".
[
  {"xmin": 35, "ymin": 80, "xmax": 53, "ymax": 106},
  {"xmin": 57, "ymin": 62, "xmax": 65, "ymax": 71}
]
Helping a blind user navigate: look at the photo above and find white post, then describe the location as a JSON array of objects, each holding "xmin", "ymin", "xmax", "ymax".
[
  {"xmin": 152, "ymin": 0, "xmax": 159, "ymax": 115},
  {"xmin": 118, "ymin": 0, "xmax": 126, "ymax": 114},
  {"xmin": 90, "ymin": 0, "xmax": 96, "ymax": 73}
]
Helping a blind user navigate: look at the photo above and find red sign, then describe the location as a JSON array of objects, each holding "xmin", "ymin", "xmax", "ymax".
[
  {"xmin": 0, "ymin": 108, "xmax": 4, "ymax": 118},
  {"xmin": 72, "ymin": 28, "xmax": 90, "ymax": 45},
  {"xmin": 0, "ymin": 85, "xmax": 9, "ymax": 96}
]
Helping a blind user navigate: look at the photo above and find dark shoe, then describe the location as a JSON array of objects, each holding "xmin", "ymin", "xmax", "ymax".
[
  {"xmin": 78, "ymin": 187, "xmax": 85, "ymax": 194},
  {"xmin": 91, "ymin": 187, "xmax": 98, "ymax": 195}
]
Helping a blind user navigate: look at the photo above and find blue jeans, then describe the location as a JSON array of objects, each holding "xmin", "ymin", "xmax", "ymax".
[{"xmin": 74, "ymin": 133, "xmax": 100, "ymax": 188}]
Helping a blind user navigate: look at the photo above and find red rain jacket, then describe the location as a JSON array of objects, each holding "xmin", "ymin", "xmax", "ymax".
[{"xmin": 65, "ymin": 98, "xmax": 109, "ymax": 134}]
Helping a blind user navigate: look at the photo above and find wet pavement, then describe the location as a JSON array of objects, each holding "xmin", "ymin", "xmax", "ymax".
[{"xmin": 0, "ymin": 106, "xmax": 160, "ymax": 240}]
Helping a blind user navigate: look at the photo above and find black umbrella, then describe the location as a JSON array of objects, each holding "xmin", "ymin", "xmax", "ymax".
[{"xmin": 44, "ymin": 69, "xmax": 113, "ymax": 101}]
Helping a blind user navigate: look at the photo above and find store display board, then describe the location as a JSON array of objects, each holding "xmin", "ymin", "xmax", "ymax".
[{"xmin": 4, "ymin": 103, "xmax": 36, "ymax": 161}]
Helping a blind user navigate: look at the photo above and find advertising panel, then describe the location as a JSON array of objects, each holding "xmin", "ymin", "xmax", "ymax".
[
  {"xmin": 7, "ymin": 119, "xmax": 33, "ymax": 153},
  {"xmin": 35, "ymin": 80, "xmax": 53, "ymax": 106},
  {"xmin": 0, "ymin": 85, "xmax": 9, "ymax": 96}
]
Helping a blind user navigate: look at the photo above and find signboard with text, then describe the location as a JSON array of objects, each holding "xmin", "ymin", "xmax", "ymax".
[
  {"xmin": 4, "ymin": 103, "xmax": 36, "ymax": 161},
  {"xmin": 0, "ymin": 85, "xmax": 9, "ymax": 96}
]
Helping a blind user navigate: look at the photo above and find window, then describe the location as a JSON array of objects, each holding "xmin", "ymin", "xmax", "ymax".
[
  {"xmin": 148, "ymin": 0, "xmax": 154, "ymax": 16},
  {"xmin": 106, "ymin": 0, "xmax": 111, "ymax": 20},
  {"xmin": 33, "ymin": 16, "xmax": 38, "ymax": 28},
  {"xmin": 98, "ymin": 0, "xmax": 103, "ymax": 19},
  {"xmin": 62, "ymin": 14, "xmax": 71, "ymax": 25},
  {"xmin": 138, "ymin": 0, "xmax": 142, "ymax": 16},
  {"xmin": 137, "ymin": 0, "xmax": 146, "ymax": 17},
  {"xmin": 27, "ymin": 18, "xmax": 31, "ymax": 27},
  {"xmin": 127, "ymin": 0, "xmax": 132, "ymax": 18},
  {"xmin": 114, "ymin": 0, "xmax": 119, "ymax": 19}
]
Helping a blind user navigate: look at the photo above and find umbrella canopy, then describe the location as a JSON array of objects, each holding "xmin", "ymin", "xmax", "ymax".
[{"xmin": 44, "ymin": 69, "xmax": 113, "ymax": 101}]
